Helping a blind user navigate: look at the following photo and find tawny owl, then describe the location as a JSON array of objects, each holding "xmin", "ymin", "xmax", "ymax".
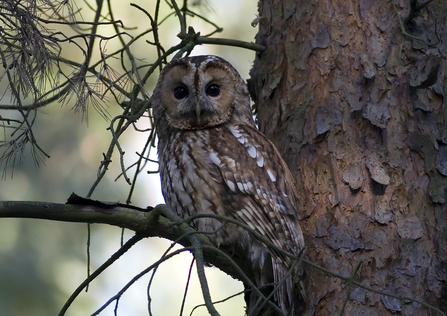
[{"xmin": 151, "ymin": 55, "xmax": 305, "ymax": 315}]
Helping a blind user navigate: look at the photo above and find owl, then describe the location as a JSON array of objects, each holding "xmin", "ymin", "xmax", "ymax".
[{"xmin": 151, "ymin": 55, "xmax": 305, "ymax": 315}]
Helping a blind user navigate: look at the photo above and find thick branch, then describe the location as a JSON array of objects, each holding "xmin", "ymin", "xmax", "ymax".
[{"xmin": 0, "ymin": 200, "xmax": 253, "ymax": 283}]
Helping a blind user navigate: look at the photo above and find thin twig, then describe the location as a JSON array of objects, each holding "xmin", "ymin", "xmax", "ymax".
[
  {"xmin": 391, "ymin": 0, "xmax": 438, "ymax": 46},
  {"xmin": 147, "ymin": 241, "xmax": 178, "ymax": 316},
  {"xmin": 181, "ymin": 35, "xmax": 266, "ymax": 52},
  {"xmin": 339, "ymin": 260, "xmax": 362, "ymax": 316},
  {"xmin": 180, "ymin": 258, "xmax": 196, "ymax": 316},
  {"xmin": 161, "ymin": 205, "xmax": 220, "ymax": 316},
  {"xmin": 58, "ymin": 234, "xmax": 145, "ymax": 316},
  {"xmin": 91, "ymin": 246, "xmax": 193, "ymax": 315}
]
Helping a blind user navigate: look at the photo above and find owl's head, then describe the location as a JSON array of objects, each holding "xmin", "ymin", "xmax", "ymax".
[{"xmin": 151, "ymin": 55, "xmax": 253, "ymax": 130}]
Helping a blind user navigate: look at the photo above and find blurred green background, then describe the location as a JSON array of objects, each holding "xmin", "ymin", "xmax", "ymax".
[{"xmin": 0, "ymin": 1, "xmax": 258, "ymax": 315}]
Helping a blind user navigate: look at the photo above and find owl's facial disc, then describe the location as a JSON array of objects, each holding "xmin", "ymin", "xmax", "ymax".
[{"xmin": 158, "ymin": 60, "xmax": 236, "ymax": 130}]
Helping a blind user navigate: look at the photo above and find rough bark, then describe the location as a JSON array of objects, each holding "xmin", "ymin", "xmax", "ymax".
[{"xmin": 250, "ymin": 0, "xmax": 447, "ymax": 315}]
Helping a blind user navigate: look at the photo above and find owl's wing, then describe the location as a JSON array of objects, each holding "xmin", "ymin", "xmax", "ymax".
[{"xmin": 208, "ymin": 124, "xmax": 305, "ymax": 261}]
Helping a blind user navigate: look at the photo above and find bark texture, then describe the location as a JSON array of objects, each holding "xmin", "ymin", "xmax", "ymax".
[{"xmin": 250, "ymin": 0, "xmax": 447, "ymax": 315}]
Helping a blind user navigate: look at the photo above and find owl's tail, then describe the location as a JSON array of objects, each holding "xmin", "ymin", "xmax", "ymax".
[{"xmin": 273, "ymin": 258, "xmax": 307, "ymax": 316}]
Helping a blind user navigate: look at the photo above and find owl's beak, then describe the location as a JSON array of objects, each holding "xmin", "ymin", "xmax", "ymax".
[{"xmin": 195, "ymin": 103, "xmax": 202, "ymax": 123}]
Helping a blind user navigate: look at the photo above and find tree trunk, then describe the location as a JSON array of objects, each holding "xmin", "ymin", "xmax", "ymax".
[{"xmin": 250, "ymin": 0, "xmax": 447, "ymax": 314}]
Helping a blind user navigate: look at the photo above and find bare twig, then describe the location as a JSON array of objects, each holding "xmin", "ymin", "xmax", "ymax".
[
  {"xmin": 177, "ymin": 33, "xmax": 265, "ymax": 52},
  {"xmin": 180, "ymin": 258, "xmax": 196, "ymax": 316},
  {"xmin": 58, "ymin": 234, "xmax": 145, "ymax": 316},
  {"xmin": 160, "ymin": 204, "xmax": 220, "ymax": 316},
  {"xmin": 339, "ymin": 260, "xmax": 362, "ymax": 316}
]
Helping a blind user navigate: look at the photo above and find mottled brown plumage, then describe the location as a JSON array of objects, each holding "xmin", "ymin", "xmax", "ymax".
[{"xmin": 151, "ymin": 55, "xmax": 305, "ymax": 315}]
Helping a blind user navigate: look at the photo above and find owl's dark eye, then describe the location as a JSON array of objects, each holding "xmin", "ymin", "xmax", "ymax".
[
  {"xmin": 205, "ymin": 83, "xmax": 221, "ymax": 97},
  {"xmin": 174, "ymin": 86, "xmax": 189, "ymax": 100}
]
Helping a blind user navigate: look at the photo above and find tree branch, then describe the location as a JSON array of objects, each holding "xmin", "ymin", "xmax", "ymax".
[{"xmin": 0, "ymin": 200, "xmax": 254, "ymax": 283}]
